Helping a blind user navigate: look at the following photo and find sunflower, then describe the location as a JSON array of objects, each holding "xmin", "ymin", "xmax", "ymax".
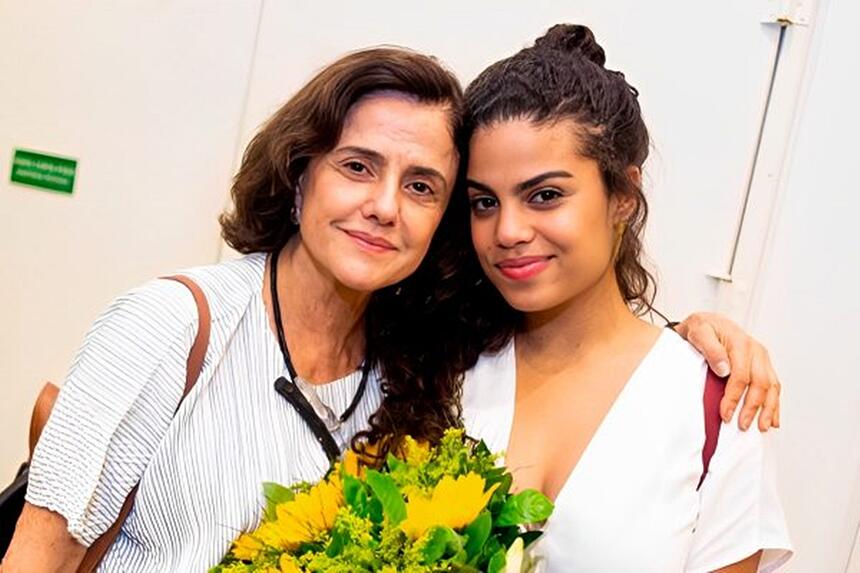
[
  {"xmin": 278, "ymin": 554, "xmax": 302, "ymax": 573},
  {"xmin": 400, "ymin": 472, "xmax": 498, "ymax": 539},
  {"xmin": 254, "ymin": 475, "xmax": 343, "ymax": 550},
  {"xmin": 230, "ymin": 532, "xmax": 264, "ymax": 560},
  {"xmin": 341, "ymin": 442, "xmax": 381, "ymax": 478}
]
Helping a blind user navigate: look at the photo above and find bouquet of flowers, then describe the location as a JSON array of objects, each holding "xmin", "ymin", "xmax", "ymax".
[{"xmin": 212, "ymin": 429, "xmax": 553, "ymax": 572}]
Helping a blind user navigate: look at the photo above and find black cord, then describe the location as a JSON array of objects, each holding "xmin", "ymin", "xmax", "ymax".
[{"xmin": 268, "ymin": 245, "xmax": 369, "ymax": 439}]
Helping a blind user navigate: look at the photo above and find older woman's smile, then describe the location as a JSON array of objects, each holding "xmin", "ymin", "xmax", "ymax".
[{"xmin": 341, "ymin": 228, "xmax": 397, "ymax": 253}]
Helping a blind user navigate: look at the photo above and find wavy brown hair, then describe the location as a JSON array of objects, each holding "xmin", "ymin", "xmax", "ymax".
[
  {"xmin": 220, "ymin": 47, "xmax": 472, "ymax": 454},
  {"xmin": 453, "ymin": 24, "xmax": 659, "ymax": 353}
]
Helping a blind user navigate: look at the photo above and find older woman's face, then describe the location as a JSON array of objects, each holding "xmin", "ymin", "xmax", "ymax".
[{"xmin": 297, "ymin": 93, "xmax": 458, "ymax": 292}]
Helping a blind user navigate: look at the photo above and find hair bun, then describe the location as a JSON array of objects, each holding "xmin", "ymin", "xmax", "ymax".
[{"xmin": 534, "ymin": 24, "xmax": 606, "ymax": 67}]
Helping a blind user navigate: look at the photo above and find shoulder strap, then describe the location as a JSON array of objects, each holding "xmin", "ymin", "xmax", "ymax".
[
  {"xmin": 28, "ymin": 383, "xmax": 59, "ymax": 458},
  {"xmin": 697, "ymin": 369, "xmax": 726, "ymax": 490},
  {"xmin": 76, "ymin": 275, "xmax": 210, "ymax": 573}
]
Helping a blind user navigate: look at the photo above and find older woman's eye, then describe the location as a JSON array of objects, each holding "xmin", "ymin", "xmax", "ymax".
[{"xmin": 344, "ymin": 161, "xmax": 369, "ymax": 174}]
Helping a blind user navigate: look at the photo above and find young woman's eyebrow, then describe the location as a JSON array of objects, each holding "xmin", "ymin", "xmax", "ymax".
[
  {"xmin": 467, "ymin": 171, "xmax": 573, "ymax": 195},
  {"xmin": 466, "ymin": 179, "xmax": 495, "ymax": 194},
  {"xmin": 516, "ymin": 170, "xmax": 573, "ymax": 192}
]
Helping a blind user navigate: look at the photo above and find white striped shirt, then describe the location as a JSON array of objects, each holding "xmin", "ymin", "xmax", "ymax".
[{"xmin": 26, "ymin": 253, "xmax": 383, "ymax": 571}]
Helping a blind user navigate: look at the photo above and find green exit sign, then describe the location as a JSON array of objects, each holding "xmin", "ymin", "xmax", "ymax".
[{"xmin": 10, "ymin": 149, "xmax": 77, "ymax": 194}]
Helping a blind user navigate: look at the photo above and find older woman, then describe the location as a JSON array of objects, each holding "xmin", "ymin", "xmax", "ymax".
[{"xmin": 3, "ymin": 46, "xmax": 778, "ymax": 572}]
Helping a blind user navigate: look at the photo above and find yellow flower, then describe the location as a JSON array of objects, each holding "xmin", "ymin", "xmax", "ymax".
[
  {"xmin": 341, "ymin": 442, "xmax": 380, "ymax": 478},
  {"xmin": 401, "ymin": 436, "xmax": 431, "ymax": 466},
  {"xmin": 342, "ymin": 449, "xmax": 364, "ymax": 478},
  {"xmin": 400, "ymin": 473, "xmax": 498, "ymax": 539},
  {"xmin": 279, "ymin": 553, "xmax": 302, "ymax": 573},
  {"xmin": 255, "ymin": 476, "xmax": 343, "ymax": 550},
  {"xmin": 230, "ymin": 532, "xmax": 264, "ymax": 560}
]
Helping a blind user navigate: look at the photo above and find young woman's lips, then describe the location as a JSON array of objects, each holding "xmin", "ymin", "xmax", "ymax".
[
  {"xmin": 495, "ymin": 256, "xmax": 551, "ymax": 280},
  {"xmin": 343, "ymin": 229, "xmax": 397, "ymax": 253}
]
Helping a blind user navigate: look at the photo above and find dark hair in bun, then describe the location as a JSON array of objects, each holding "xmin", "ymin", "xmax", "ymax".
[
  {"xmin": 458, "ymin": 24, "xmax": 655, "ymax": 352},
  {"xmin": 534, "ymin": 23, "xmax": 606, "ymax": 67}
]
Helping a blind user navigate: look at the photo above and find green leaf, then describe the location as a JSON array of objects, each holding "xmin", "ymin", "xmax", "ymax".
[
  {"xmin": 366, "ymin": 470, "xmax": 407, "ymax": 524},
  {"xmin": 262, "ymin": 481, "xmax": 294, "ymax": 521},
  {"xmin": 487, "ymin": 547, "xmax": 507, "ymax": 573},
  {"xmin": 477, "ymin": 536, "xmax": 503, "ymax": 567},
  {"xmin": 491, "ymin": 473, "xmax": 513, "ymax": 503},
  {"xmin": 495, "ymin": 489, "xmax": 554, "ymax": 527},
  {"xmin": 475, "ymin": 439, "xmax": 492, "ymax": 457},
  {"xmin": 463, "ymin": 511, "xmax": 492, "ymax": 560},
  {"xmin": 343, "ymin": 475, "xmax": 369, "ymax": 517},
  {"xmin": 520, "ymin": 530, "xmax": 543, "ymax": 548},
  {"xmin": 386, "ymin": 453, "xmax": 406, "ymax": 472},
  {"xmin": 497, "ymin": 526, "xmax": 520, "ymax": 549},
  {"xmin": 450, "ymin": 547, "xmax": 469, "ymax": 565},
  {"xmin": 326, "ymin": 526, "xmax": 349, "ymax": 557},
  {"xmin": 421, "ymin": 526, "xmax": 459, "ymax": 563},
  {"xmin": 368, "ymin": 497, "xmax": 384, "ymax": 524}
]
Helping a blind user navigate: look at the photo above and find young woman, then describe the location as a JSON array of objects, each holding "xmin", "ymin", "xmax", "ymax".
[
  {"xmin": 4, "ymin": 44, "xmax": 778, "ymax": 571},
  {"xmin": 460, "ymin": 25, "xmax": 792, "ymax": 571}
]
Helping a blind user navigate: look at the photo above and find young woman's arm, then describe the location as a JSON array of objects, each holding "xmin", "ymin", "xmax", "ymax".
[
  {"xmin": 714, "ymin": 550, "xmax": 763, "ymax": 572},
  {"xmin": 1, "ymin": 503, "xmax": 86, "ymax": 572},
  {"xmin": 676, "ymin": 312, "xmax": 780, "ymax": 431},
  {"xmin": 685, "ymin": 402, "xmax": 792, "ymax": 572}
]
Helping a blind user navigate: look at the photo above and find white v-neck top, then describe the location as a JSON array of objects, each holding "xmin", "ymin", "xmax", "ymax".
[
  {"xmin": 463, "ymin": 330, "xmax": 792, "ymax": 572},
  {"xmin": 27, "ymin": 253, "xmax": 383, "ymax": 571}
]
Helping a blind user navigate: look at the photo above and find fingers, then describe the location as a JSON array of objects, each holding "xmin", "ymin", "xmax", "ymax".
[
  {"xmin": 673, "ymin": 319, "xmax": 690, "ymax": 339},
  {"xmin": 767, "ymin": 360, "xmax": 781, "ymax": 429},
  {"xmin": 720, "ymin": 337, "xmax": 751, "ymax": 423},
  {"xmin": 681, "ymin": 316, "xmax": 731, "ymax": 378},
  {"xmin": 773, "ymin": 393, "xmax": 781, "ymax": 428},
  {"xmin": 680, "ymin": 312, "xmax": 783, "ymax": 431},
  {"xmin": 757, "ymin": 360, "xmax": 781, "ymax": 431},
  {"xmin": 737, "ymin": 345, "xmax": 771, "ymax": 431},
  {"xmin": 758, "ymin": 383, "xmax": 779, "ymax": 431}
]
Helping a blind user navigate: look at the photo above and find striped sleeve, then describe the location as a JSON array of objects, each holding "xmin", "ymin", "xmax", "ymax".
[{"xmin": 26, "ymin": 278, "xmax": 199, "ymax": 546}]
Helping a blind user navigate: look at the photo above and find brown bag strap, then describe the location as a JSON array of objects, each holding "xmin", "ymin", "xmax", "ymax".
[
  {"xmin": 76, "ymin": 275, "xmax": 211, "ymax": 573},
  {"xmin": 28, "ymin": 383, "xmax": 59, "ymax": 458}
]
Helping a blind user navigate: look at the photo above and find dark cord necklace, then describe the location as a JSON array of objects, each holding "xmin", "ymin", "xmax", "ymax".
[{"xmin": 269, "ymin": 245, "xmax": 369, "ymax": 462}]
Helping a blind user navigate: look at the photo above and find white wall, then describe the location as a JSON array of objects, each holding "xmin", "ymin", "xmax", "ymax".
[
  {"xmin": 0, "ymin": 1, "xmax": 262, "ymax": 481},
  {"xmin": 230, "ymin": 0, "xmax": 783, "ymax": 324},
  {"xmin": 215, "ymin": 1, "xmax": 860, "ymax": 568},
  {"xmin": 3, "ymin": 0, "xmax": 859, "ymax": 570},
  {"xmin": 744, "ymin": 0, "xmax": 860, "ymax": 569}
]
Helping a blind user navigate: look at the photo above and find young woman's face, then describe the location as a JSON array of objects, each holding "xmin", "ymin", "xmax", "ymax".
[
  {"xmin": 298, "ymin": 92, "xmax": 458, "ymax": 292},
  {"xmin": 467, "ymin": 118, "xmax": 626, "ymax": 313}
]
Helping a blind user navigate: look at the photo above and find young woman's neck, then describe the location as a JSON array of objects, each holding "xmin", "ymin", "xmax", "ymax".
[
  {"xmin": 270, "ymin": 236, "xmax": 370, "ymax": 384},
  {"xmin": 517, "ymin": 268, "xmax": 644, "ymax": 370}
]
